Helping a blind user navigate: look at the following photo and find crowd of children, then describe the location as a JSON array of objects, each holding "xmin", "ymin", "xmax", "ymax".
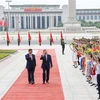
[{"xmin": 70, "ymin": 38, "xmax": 100, "ymax": 99}]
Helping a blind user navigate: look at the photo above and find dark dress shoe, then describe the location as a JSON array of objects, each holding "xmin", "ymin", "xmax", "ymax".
[
  {"xmin": 74, "ymin": 66, "xmax": 78, "ymax": 68},
  {"xmin": 46, "ymin": 80, "xmax": 49, "ymax": 83},
  {"xmin": 82, "ymin": 73, "xmax": 85, "ymax": 76},
  {"xmin": 95, "ymin": 85, "xmax": 97, "ymax": 87},
  {"xmin": 96, "ymin": 88, "xmax": 98, "ymax": 90},
  {"xmin": 31, "ymin": 82, "xmax": 35, "ymax": 85},
  {"xmin": 98, "ymin": 97, "xmax": 100, "ymax": 99},
  {"xmin": 90, "ymin": 84, "xmax": 95, "ymax": 86},
  {"xmin": 43, "ymin": 82, "xmax": 45, "ymax": 84}
]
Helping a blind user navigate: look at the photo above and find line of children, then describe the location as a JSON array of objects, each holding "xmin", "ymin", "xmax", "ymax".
[{"xmin": 70, "ymin": 38, "xmax": 100, "ymax": 99}]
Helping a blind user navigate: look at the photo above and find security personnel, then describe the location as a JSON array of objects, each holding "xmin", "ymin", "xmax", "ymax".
[
  {"xmin": 7, "ymin": 40, "xmax": 9, "ymax": 46},
  {"xmin": 50, "ymin": 39, "xmax": 52, "ymax": 46},
  {"xmin": 60, "ymin": 39, "xmax": 63, "ymax": 45},
  {"xmin": 61, "ymin": 39, "xmax": 66, "ymax": 55},
  {"xmin": 18, "ymin": 39, "xmax": 20, "ymax": 46}
]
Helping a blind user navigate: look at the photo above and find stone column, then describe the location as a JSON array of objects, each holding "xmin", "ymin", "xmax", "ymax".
[
  {"xmin": 30, "ymin": 15, "xmax": 32, "ymax": 29},
  {"xmin": 14, "ymin": 14, "xmax": 16, "ymax": 30},
  {"xmin": 64, "ymin": 0, "xmax": 82, "ymax": 33},
  {"xmin": 68, "ymin": 0, "xmax": 76, "ymax": 22},
  {"xmin": 67, "ymin": 0, "xmax": 79, "ymax": 23},
  {"xmin": 10, "ymin": 14, "xmax": 12, "ymax": 29},
  {"xmin": 51, "ymin": 15, "xmax": 53, "ymax": 27},
  {"xmin": 19, "ymin": 14, "xmax": 21, "ymax": 29},
  {"xmin": 35, "ymin": 15, "xmax": 37, "ymax": 29},
  {"xmin": 24, "ymin": 15, "xmax": 26, "ymax": 29},
  {"xmin": 31, "ymin": 15, "xmax": 33, "ymax": 29},
  {"xmin": 56, "ymin": 15, "xmax": 58, "ymax": 27},
  {"xmin": 45, "ymin": 15, "xmax": 47, "ymax": 29},
  {"xmin": 40, "ymin": 16, "xmax": 42, "ymax": 29}
]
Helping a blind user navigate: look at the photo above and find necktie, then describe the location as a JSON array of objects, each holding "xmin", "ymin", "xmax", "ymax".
[{"xmin": 45, "ymin": 55, "xmax": 47, "ymax": 61}]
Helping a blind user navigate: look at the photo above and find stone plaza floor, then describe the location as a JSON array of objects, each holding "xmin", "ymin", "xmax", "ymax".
[{"xmin": 0, "ymin": 45, "xmax": 99, "ymax": 100}]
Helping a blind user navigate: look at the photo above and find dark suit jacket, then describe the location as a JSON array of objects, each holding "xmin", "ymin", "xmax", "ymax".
[
  {"xmin": 40, "ymin": 54, "xmax": 53, "ymax": 69},
  {"xmin": 61, "ymin": 42, "xmax": 66, "ymax": 48},
  {"xmin": 25, "ymin": 54, "xmax": 36, "ymax": 70}
]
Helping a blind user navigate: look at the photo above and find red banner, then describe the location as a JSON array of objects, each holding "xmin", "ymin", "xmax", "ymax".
[
  {"xmin": 0, "ymin": 20, "xmax": 7, "ymax": 27},
  {"xmin": 24, "ymin": 8, "xmax": 42, "ymax": 12}
]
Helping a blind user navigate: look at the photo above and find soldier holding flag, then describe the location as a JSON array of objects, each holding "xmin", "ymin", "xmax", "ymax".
[
  {"xmin": 6, "ymin": 32, "xmax": 10, "ymax": 46},
  {"xmin": 61, "ymin": 39, "xmax": 66, "ymax": 55},
  {"xmin": 50, "ymin": 32, "xmax": 54, "ymax": 46},
  {"xmin": 28, "ymin": 32, "xmax": 31, "ymax": 46},
  {"xmin": 18, "ymin": 32, "xmax": 21, "ymax": 46},
  {"xmin": 50, "ymin": 39, "xmax": 52, "ymax": 46},
  {"xmin": 38, "ymin": 31, "xmax": 42, "ymax": 46},
  {"xmin": 60, "ymin": 32, "xmax": 63, "ymax": 45}
]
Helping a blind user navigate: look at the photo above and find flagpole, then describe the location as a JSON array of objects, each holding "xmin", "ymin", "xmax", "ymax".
[{"xmin": 6, "ymin": 0, "xmax": 12, "ymax": 33}]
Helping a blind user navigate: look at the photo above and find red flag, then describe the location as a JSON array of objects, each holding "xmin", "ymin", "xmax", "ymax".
[
  {"xmin": 60, "ymin": 31, "xmax": 63, "ymax": 40},
  {"xmin": 4, "ymin": 21, "xmax": 7, "ymax": 27},
  {"xmin": 38, "ymin": 31, "xmax": 42, "ymax": 44},
  {"xmin": 18, "ymin": 32, "xmax": 21, "ymax": 42},
  {"xmin": 6, "ymin": 32, "xmax": 10, "ymax": 44},
  {"xmin": 0, "ymin": 20, "xmax": 7, "ymax": 27},
  {"xmin": 28, "ymin": 32, "xmax": 31, "ymax": 40},
  {"xmin": 50, "ymin": 32, "xmax": 54, "ymax": 43}
]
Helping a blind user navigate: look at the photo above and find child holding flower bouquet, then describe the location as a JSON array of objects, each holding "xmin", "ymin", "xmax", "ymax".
[
  {"xmin": 69, "ymin": 44, "xmax": 78, "ymax": 68},
  {"xmin": 91, "ymin": 56, "xmax": 97, "ymax": 86},
  {"xmin": 71, "ymin": 38, "xmax": 100, "ymax": 99},
  {"xmin": 85, "ymin": 53, "xmax": 93, "ymax": 83}
]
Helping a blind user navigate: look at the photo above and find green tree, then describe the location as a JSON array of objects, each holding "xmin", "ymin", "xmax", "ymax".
[
  {"xmin": 57, "ymin": 21, "xmax": 63, "ymax": 27},
  {"xmin": 80, "ymin": 20, "xmax": 100, "ymax": 28}
]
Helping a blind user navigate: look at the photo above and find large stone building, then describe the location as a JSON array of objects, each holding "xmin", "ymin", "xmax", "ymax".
[
  {"xmin": 76, "ymin": 9, "xmax": 100, "ymax": 22},
  {"xmin": 3, "ymin": 5, "xmax": 65, "ymax": 31},
  {"xmin": 0, "ymin": 5, "xmax": 5, "ymax": 19},
  {"xmin": 1, "ymin": 4, "xmax": 100, "ymax": 31}
]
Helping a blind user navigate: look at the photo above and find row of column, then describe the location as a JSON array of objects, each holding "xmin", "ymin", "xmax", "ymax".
[
  {"xmin": 23, "ymin": 15, "xmax": 59, "ymax": 29},
  {"xmin": 9, "ymin": 14, "xmax": 60, "ymax": 30}
]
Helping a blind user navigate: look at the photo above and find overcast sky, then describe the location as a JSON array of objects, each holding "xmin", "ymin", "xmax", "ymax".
[{"xmin": 1, "ymin": 0, "xmax": 100, "ymax": 9}]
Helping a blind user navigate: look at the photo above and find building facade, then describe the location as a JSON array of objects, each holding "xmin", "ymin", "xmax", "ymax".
[
  {"xmin": 76, "ymin": 9, "xmax": 100, "ymax": 22},
  {"xmin": 3, "ymin": 5, "xmax": 65, "ymax": 31},
  {"xmin": 2, "ymin": 4, "xmax": 100, "ymax": 31}
]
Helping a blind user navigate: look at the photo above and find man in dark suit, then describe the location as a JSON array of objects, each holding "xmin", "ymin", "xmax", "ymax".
[
  {"xmin": 25, "ymin": 49, "xmax": 36, "ymax": 84},
  {"xmin": 40, "ymin": 49, "xmax": 53, "ymax": 84},
  {"xmin": 61, "ymin": 39, "xmax": 66, "ymax": 55}
]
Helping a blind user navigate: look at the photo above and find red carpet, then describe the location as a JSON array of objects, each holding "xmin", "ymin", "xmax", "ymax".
[{"xmin": 2, "ymin": 49, "xmax": 64, "ymax": 100}]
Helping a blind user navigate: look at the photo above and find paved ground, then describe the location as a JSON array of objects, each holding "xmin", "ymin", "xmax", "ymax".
[
  {"xmin": 0, "ymin": 40, "xmax": 71, "ymax": 45},
  {"xmin": 0, "ymin": 45, "xmax": 98, "ymax": 100}
]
